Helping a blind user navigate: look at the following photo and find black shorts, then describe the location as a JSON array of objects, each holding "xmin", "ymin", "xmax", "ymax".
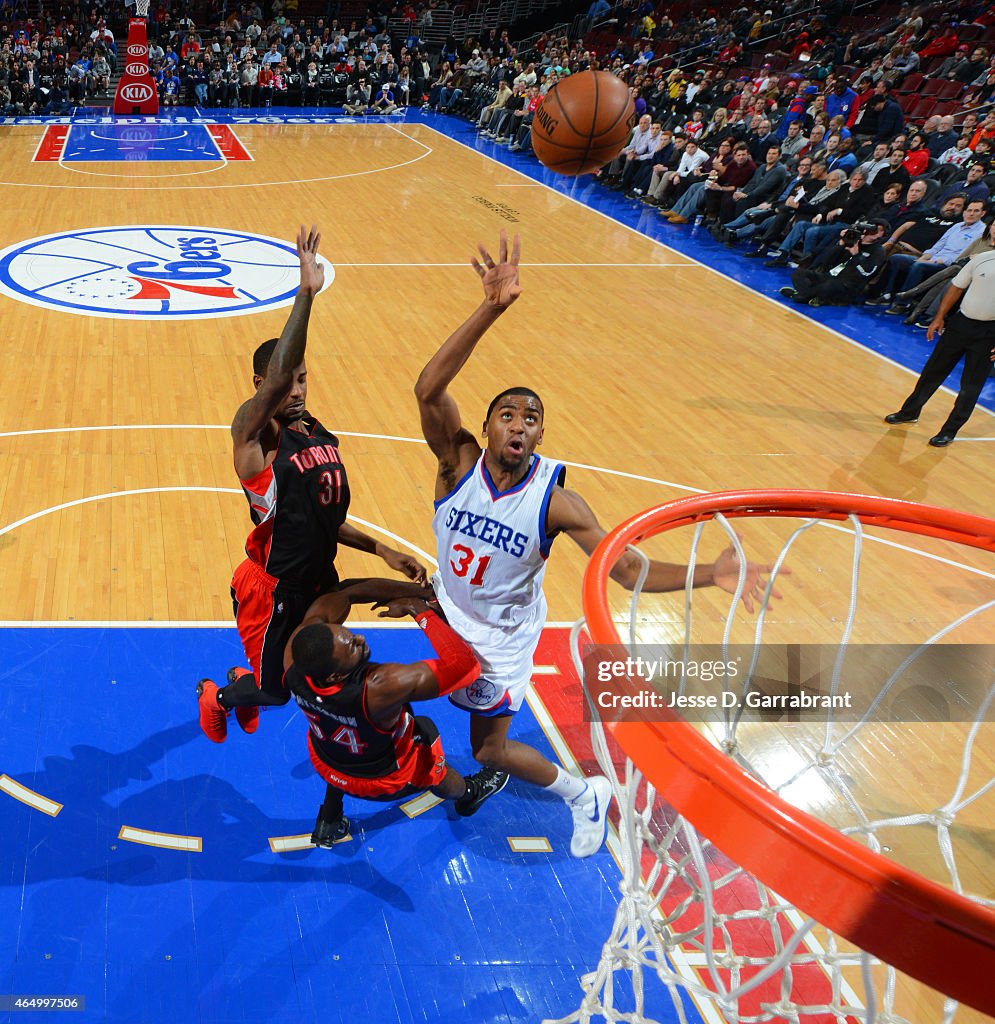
[{"xmin": 230, "ymin": 559, "xmax": 337, "ymax": 698}]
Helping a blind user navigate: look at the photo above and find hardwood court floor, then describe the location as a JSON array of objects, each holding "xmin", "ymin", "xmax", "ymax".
[{"xmin": 0, "ymin": 114, "xmax": 992, "ymax": 1023}]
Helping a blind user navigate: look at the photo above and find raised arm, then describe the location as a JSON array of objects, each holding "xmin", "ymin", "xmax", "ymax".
[
  {"xmin": 548, "ymin": 487, "xmax": 783, "ymax": 614},
  {"xmin": 413, "ymin": 231, "xmax": 522, "ymax": 494},
  {"xmin": 231, "ymin": 225, "xmax": 325, "ymax": 477}
]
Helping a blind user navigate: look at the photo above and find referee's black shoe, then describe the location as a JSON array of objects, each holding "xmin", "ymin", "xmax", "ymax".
[{"xmin": 455, "ymin": 766, "xmax": 510, "ymax": 817}]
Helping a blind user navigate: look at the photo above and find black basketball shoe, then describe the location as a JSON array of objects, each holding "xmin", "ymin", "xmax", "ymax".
[{"xmin": 454, "ymin": 766, "xmax": 510, "ymax": 817}]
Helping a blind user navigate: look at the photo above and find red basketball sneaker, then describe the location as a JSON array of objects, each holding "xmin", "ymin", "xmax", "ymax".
[
  {"xmin": 228, "ymin": 666, "xmax": 260, "ymax": 734},
  {"xmin": 196, "ymin": 679, "xmax": 228, "ymax": 743}
]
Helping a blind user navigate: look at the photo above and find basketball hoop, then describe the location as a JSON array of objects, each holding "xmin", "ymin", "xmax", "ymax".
[
  {"xmin": 554, "ymin": 490, "xmax": 995, "ymax": 1024},
  {"xmin": 134, "ymin": 0, "xmax": 150, "ymax": 18}
]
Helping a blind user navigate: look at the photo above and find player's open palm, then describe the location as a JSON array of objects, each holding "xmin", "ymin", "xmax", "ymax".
[
  {"xmin": 472, "ymin": 230, "xmax": 522, "ymax": 309},
  {"xmin": 712, "ymin": 541, "xmax": 789, "ymax": 615},
  {"xmin": 297, "ymin": 224, "xmax": 324, "ymax": 296}
]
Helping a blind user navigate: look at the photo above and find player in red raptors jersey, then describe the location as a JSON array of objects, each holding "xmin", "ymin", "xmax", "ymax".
[
  {"xmin": 197, "ymin": 226, "xmax": 426, "ymax": 743},
  {"xmin": 415, "ymin": 231, "xmax": 782, "ymax": 858},
  {"xmin": 280, "ymin": 580, "xmax": 509, "ymax": 846}
]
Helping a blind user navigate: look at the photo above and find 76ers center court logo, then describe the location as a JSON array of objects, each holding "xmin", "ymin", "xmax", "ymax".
[{"xmin": 0, "ymin": 226, "xmax": 334, "ymax": 320}]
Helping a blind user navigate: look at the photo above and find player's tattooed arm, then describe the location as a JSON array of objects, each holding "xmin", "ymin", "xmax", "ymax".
[{"xmin": 232, "ymin": 226, "xmax": 323, "ymax": 474}]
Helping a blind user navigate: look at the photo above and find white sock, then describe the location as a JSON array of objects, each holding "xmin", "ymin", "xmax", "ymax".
[{"xmin": 544, "ymin": 764, "xmax": 588, "ymax": 802}]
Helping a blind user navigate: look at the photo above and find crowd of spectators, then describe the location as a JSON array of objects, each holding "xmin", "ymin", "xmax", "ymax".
[
  {"xmin": 444, "ymin": 0, "xmax": 995, "ymax": 335},
  {"xmin": 0, "ymin": 0, "xmax": 468, "ymax": 111}
]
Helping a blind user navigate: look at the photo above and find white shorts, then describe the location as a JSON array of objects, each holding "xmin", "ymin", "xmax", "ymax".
[{"xmin": 432, "ymin": 587, "xmax": 544, "ymax": 717}]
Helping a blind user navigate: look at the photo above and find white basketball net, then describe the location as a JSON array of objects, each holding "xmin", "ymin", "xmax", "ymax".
[
  {"xmin": 552, "ymin": 509, "xmax": 995, "ymax": 1024},
  {"xmin": 135, "ymin": 0, "xmax": 151, "ymax": 18}
]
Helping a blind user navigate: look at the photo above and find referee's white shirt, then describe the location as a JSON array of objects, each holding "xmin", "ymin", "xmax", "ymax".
[{"xmin": 952, "ymin": 249, "xmax": 995, "ymax": 321}]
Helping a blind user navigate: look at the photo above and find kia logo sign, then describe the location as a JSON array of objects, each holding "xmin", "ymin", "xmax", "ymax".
[
  {"xmin": 125, "ymin": 62, "xmax": 147, "ymax": 76},
  {"xmin": 121, "ymin": 83, "xmax": 154, "ymax": 102},
  {"xmin": 126, "ymin": 43, "xmax": 147, "ymax": 57}
]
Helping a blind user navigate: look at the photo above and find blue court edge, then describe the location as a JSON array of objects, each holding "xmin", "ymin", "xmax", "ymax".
[{"xmin": 0, "ymin": 626, "xmax": 693, "ymax": 1024}]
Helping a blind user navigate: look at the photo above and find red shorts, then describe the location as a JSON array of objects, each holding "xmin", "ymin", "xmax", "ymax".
[
  {"xmin": 307, "ymin": 730, "xmax": 447, "ymax": 799},
  {"xmin": 231, "ymin": 559, "xmax": 325, "ymax": 697}
]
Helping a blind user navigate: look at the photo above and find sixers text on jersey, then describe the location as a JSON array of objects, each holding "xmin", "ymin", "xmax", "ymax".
[{"xmin": 442, "ymin": 506, "xmax": 529, "ymax": 557}]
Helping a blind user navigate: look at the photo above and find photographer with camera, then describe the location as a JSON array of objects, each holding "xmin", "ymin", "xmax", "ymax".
[
  {"xmin": 344, "ymin": 75, "xmax": 371, "ymax": 114},
  {"xmin": 780, "ymin": 220, "xmax": 889, "ymax": 308}
]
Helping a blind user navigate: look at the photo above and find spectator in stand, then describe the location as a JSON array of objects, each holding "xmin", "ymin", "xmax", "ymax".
[
  {"xmin": 162, "ymin": 65, "xmax": 181, "ymax": 107},
  {"xmin": 903, "ymin": 133, "xmax": 931, "ymax": 177},
  {"xmin": 861, "ymin": 89, "xmax": 905, "ymax": 145},
  {"xmin": 722, "ymin": 155, "xmax": 817, "ymax": 246},
  {"xmin": 509, "ymin": 86, "xmax": 544, "ymax": 153},
  {"xmin": 857, "ymin": 141, "xmax": 892, "ymax": 183},
  {"xmin": 781, "ymin": 119, "xmax": 809, "ymax": 161},
  {"xmin": 711, "ymin": 143, "xmax": 789, "ymax": 231},
  {"xmin": 826, "ymin": 136, "xmax": 859, "ymax": 176},
  {"xmin": 937, "ymin": 162, "xmax": 991, "ymax": 206},
  {"xmin": 343, "ymin": 75, "xmax": 371, "ymax": 114},
  {"xmin": 793, "ymin": 168, "xmax": 879, "ymax": 262},
  {"xmin": 762, "ymin": 168, "xmax": 849, "ymax": 264},
  {"xmin": 273, "ymin": 63, "xmax": 289, "ymax": 102},
  {"xmin": 487, "ymin": 81, "xmax": 526, "ymax": 143},
  {"xmin": 302, "ymin": 62, "xmax": 320, "ymax": 106},
  {"xmin": 918, "ymin": 20, "xmax": 960, "ymax": 59},
  {"xmin": 425, "ymin": 59, "xmax": 454, "ymax": 111},
  {"xmin": 871, "ymin": 147, "xmax": 911, "ymax": 196},
  {"xmin": 701, "ymin": 142, "xmax": 757, "ymax": 224},
  {"xmin": 240, "ymin": 57, "xmax": 258, "ymax": 107},
  {"xmin": 801, "ymin": 122, "xmax": 827, "ymax": 158},
  {"xmin": 478, "ymin": 80, "xmax": 510, "ymax": 130},
  {"xmin": 91, "ymin": 52, "xmax": 110, "ymax": 97},
  {"xmin": 655, "ymin": 137, "xmax": 710, "ymax": 215},
  {"xmin": 875, "ymin": 182, "xmax": 909, "ymax": 227},
  {"xmin": 949, "ymin": 46, "xmax": 989, "ymax": 83},
  {"xmin": 879, "ymin": 199, "xmax": 989, "ymax": 313},
  {"xmin": 927, "ymin": 115, "xmax": 959, "ymax": 159},
  {"xmin": 257, "ymin": 62, "xmax": 275, "ymax": 106},
  {"xmin": 746, "ymin": 117, "xmax": 778, "ymax": 162},
  {"xmin": 936, "ymin": 134, "xmax": 975, "ymax": 179},
  {"xmin": 780, "ymin": 220, "xmax": 888, "ymax": 307},
  {"xmin": 684, "ymin": 108, "xmax": 706, "ymax": 141},
  {"xmin": 969, "ymin": 111, "xmax": 995, "ymax": 150},
  {"xmin": 641, "ymin": 134, "xmax": 689, "ymax": 206},
  {"xmin": 701, "ymin": 107, "xmax": 730, "ymax": 144},
  {"xmin": 371, "ymin": 81, "xmax": 397, "ymax": 114},
  {"xmin": 190, "ymin": 59, "xmax": 209, "ymax": 106},
  {"xmin": 602, "ymin": 113, "xmax": 652, "ymax": 183},
  {"xmin": 825, "ymin": 78, "xmax": 858, "ymax": 127}
]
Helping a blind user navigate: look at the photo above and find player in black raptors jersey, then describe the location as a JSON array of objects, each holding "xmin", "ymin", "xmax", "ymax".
[
  {"xmin": 281, "ymin": 580, "xmax": 509, "ymax": 844},
  {"xmin": 197, "ymin": 226, "xmax": 426, "ymax": 743}
]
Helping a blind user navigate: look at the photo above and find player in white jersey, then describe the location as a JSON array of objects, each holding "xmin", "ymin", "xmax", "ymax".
[{"xmin": 415, "ymin": 232, "xmax": 779, "ymax": 858}]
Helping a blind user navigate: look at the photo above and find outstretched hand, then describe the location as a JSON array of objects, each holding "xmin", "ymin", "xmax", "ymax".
[
  {"xmin": 379, "ymin": 546, "xmax": 428, "ymax": 585},
  {"xmin": 711, "ymin": 540, "xmax": 789, "ymax": 614},
  {"xmin": 297, "ymin": 224, "xmax": 324, "ymax": 296},
  {"xmin": 471, "ymin": 229, "xmax": 522, "ymax": 309},
  {"xmin": 374, "ymin": 597, "xmax": 431, "ymax": 618}
]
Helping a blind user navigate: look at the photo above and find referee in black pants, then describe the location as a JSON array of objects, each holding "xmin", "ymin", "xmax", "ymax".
[{"xmin": 884, "ymin": 249, "xmax": 995, "ymax": 447}]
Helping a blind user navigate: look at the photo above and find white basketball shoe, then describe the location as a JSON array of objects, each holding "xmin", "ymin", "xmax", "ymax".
[{"xmin": 568, "ymin": 776, "xmax": 613, "ymax": 858}]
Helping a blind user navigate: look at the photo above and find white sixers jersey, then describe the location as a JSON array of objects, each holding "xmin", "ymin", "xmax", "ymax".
[{"xmin": 432, "ymin": 453, "xmax": 565, "ymax": 629}]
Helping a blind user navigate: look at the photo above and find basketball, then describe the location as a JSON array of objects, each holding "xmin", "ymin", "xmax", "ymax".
[{"xmin": 531, "ymin": 70, "xmax": 636, "ymax": 176}]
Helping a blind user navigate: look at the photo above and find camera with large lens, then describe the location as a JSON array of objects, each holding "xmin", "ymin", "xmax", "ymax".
[{"xmin": 842, "ymin": 221, "xmax": 876, "ymax": 246}]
